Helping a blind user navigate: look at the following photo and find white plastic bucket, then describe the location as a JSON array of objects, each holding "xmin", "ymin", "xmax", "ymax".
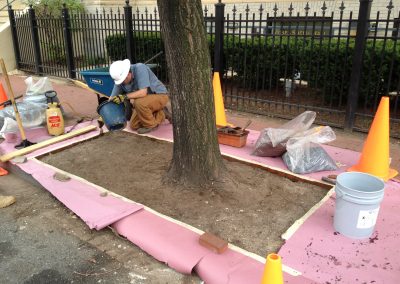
[{"xmin": 333, "ymin": 172, "xmax": 385, "ymax": 239}]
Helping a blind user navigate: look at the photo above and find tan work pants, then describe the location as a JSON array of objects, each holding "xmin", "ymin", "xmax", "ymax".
[{"xmin": 129, "ymin": 94, "xmax": 169, "ymax": 129}]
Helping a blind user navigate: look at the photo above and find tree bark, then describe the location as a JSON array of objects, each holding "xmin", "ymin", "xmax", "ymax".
[{"xmin": 157, "ymin": 0, "xmax": 225, "ymax": 187}]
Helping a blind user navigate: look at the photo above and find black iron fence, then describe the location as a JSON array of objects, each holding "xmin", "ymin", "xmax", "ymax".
[{"xmin": 7, "ymin": 0, "xmax": 400, "ymax": 137}]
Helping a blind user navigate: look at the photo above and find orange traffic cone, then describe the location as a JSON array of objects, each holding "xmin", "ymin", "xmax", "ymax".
[
  {"xmin": 0, "ymin": 82, "xmax": 8, "ymax": 110},
  {"xmin": 348, "ymin": 96, "xmax": 398, "ymax": 181},
  {"xmin": 0, "ymin": 167, "xmax": 8, "ymax": 176},
  {"xmin": 213, "ymin": 72, "xmax": 228, "ymax": 127},
  {"xmin": 261, "ymin": 253, "xmax": 283, "ymax": 284}
]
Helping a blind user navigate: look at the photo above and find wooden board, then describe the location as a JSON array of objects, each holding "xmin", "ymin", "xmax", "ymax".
[{"xmin": 0, "ymin": 125, "xmax": 97, "ymax": 162}]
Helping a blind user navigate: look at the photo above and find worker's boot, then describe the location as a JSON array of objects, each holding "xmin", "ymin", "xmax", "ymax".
[
  {"xmin": 137, "ymin": 126, "xmax": 158, "ymax": 134},
  {"xmin": 0, "ymin": 195, "xmax": 16, "ymax": 208}
]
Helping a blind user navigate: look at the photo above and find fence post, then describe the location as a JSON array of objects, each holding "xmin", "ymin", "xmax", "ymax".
[
  {"xmin": 344, "ymin": 0, "xmax": 372, "ymax": 130},
  {"xmin": 124, "ymin": 0, "xmax": 135, "ymax": 62},
  {"xmin": 28, "ymin": 5, "xmax": 43, "ymax": 75},
  {"xmin": 62, "ymin": 4, "xmax": 75, "ymax": 79},
  {"xmin": 213, "ymin": 0, "xmax": 225, "ymax": 73},
  {"xmin": 8, "ymin": 5, "xmax": 21, "ymax": 70}
]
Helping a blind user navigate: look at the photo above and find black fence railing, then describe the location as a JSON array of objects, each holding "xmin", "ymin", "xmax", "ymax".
[{"xmin": 7, "ymin": 0, "xmax": 400, "ymax": 137}]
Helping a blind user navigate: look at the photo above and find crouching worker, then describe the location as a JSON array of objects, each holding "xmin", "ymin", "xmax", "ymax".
[{"xmin": 109, "ymin": 59, "xmax": 172, "ymax": 134}]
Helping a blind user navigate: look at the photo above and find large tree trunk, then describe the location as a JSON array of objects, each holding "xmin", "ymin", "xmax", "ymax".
[{"xmin": 157, "ymin": 0, "xmax": 225, "ymax": 187}]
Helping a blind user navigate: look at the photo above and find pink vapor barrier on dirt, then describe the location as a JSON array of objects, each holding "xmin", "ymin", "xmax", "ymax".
[
  {"xmin": 15, "ymin": 159, "xmax": 143, "ymax": 230},
  {"xmin": 130, "ymin": 123, "xmax": 400, "ymax": 283},
  {"xmin": 112, "ymin": 209, "xmax": 209, "ymax": 274},
  {"xmin": 130, "ymin": 123, "xmax": 354, "ymax": 182},
  {"xmin": 112, "ymin": 209, "xmax": 308, "ymax": 283},
  {"xmin": 278, "ymin": 180, "xmax": 400, "ymax": 283},
  {"xmin": 195, "ymin": 248, "xmax": 316, "ymax": 284},
  {"xmin": 3, "ymin": 121, "xmax": 399, "ymax": 283},
  {"xmin": 0, "ymin": 121, "xmax": 100, "ymax": 159}
]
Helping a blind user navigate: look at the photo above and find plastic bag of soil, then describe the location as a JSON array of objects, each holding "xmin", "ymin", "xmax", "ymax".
[
  {"xmin": 252, "ymin": 111, "xmax": 316, "ymax": 157},
  {"xmin": 0, "ymin": 101, "xmax": 47, "ymax": 128},
  {"xmin": 282, "ymin": 126, "xmax": 338, "ymax": 174}
]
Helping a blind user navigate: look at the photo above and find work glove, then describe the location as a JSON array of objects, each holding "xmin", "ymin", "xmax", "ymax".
[{"xmin": 110, "ymin": 94, "xmax": 126, "ymax": 104}]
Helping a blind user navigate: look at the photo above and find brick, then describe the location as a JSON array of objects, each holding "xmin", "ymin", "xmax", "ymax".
[{"xmin": 199, "ymin": 232, "xmax": 228, "ymax": 254}]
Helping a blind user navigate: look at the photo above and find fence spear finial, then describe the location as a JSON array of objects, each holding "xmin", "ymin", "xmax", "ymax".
[
  {"xmin": 273, "ymin": 4, "xmax": 278, "ymax": 14},
  {"xmin": 386, "ymin": 0, "xmax": 394, "ymax": 10},
  {"xmin": 322, "ymin": 1, "xmax": 327, "ymax": 13},
  {"xmin": 339, "ymin": 1, "xmax": 346, "ymax": 11},
  {"xmin": 304, "ymin": 2, "xmax": 310, "ymax": 14}
]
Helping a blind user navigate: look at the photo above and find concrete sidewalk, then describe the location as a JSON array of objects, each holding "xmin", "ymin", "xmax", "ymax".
[{"xmin": 1, "ymin": 73, "xmax": 399, "ymax": 171}]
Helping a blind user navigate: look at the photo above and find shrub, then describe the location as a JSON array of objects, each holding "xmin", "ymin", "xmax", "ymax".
[
  {"xmin": 105, "ymin": 34, "xmax": 126, "ymax": 61},
  {"xmin": 105, "ymin": 32, "xmax": 400, "ymax": 107},
  {"xmin": 226, "ymin": 36, "xmax": 400, "ymax": 105}
]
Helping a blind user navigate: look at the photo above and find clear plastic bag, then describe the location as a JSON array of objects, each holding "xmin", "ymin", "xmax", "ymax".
[
  {"xmin": 252, "ymin": 111, "xmax": 316, "ymax": 157},
  {"xmin": 0, "ymin": 102, "xmax": 47, "ymax": 128},
  {"xmin": 0, "ymin": 117, "xmax": 18, "ymax": 138},
  {"xmin": 282, "ymin": 126, "xmax": 338, "ymax": 174}
]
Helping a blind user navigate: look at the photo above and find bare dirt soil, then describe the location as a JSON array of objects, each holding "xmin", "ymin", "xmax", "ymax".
[{"xmin": 40, "ymin": 131, "xmax": 328, "ymax": 257}]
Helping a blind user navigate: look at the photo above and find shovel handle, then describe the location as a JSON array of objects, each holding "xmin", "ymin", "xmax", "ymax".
[
  {"xmin": 242, "ymin": 119, "xmax": 252, "ymax": 132},
  {"xmin": 0, "ymin": 58, "xmax": 27, "ymax": 140}
]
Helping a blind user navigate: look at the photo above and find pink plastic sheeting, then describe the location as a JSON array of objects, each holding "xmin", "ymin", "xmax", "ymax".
[
  {"xmin": 0, "ymin": 121, "xmax": 100, "ymax": 158},
  {"xmin": 113, "ymin": 209, "xmax": 314, "ymax": 283},
  {"xmin": 5, "ymin": 122, "xmax": 398, "ymax": 283},
  {"xmin": 278, "ymin": 180, "xmax": 400, "ymax": 283},
  {"xmin": 195, "ymin": 248, "xmax": 262, "ymax": 284},
  {"xmin": 127, "ymin": 123, "xmax": 353, "ymax": 182},
  {"xmin": 16, "ymin": 159, "xmax": 143, "ymax": 230},
  {"xmin": 195, "ymin": 249, "xmax": 316, "ymax": 284},
  {"xmin": 112, "ymin": 209, "xmax": 210, "ymax": 274}
]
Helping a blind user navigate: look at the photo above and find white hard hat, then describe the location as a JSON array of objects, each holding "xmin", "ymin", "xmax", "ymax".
[{"xmin": 109, "ymin": 59, "xmax": 131, "ymax": 85}]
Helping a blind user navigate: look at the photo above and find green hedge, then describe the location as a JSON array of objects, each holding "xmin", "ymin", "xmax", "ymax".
[
  {"xmin": 105, "ymin": 32, "xmax": 165, "ymax": 62},
  {"xmin": 105, "ymin": 33, "xmax": 400, "ymax": 104},
  {"xmin": 105, "ymin": 33, "xmax": 126, "ymax": 61},
  {"xmin": 224, "ymin": 36, "xmax": 400, "ymax": 104}
]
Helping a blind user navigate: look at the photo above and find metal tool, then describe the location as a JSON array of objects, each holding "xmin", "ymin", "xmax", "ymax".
[
  {"xmin": 218, "ymin": 120, "xmax": 252, "ymax": 135},
  {"xmin": 0, "ymin": 94, "xmax": 23, "ymax": 107},
  {"xmin": 241, "ymin": 119, "xmax": 252, "ymax": 132},
  {"xmin": 217, "ymin": 126, "xmax": 243, "ymax": 135},
  {"xmin": 321, "ymin": 174, "xmax": 337, "ymax": 185}
]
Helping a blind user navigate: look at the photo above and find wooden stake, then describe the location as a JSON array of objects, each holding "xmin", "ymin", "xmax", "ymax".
[
  {"xmin": 0, "ymin": 125, "xmax": 97, "ymax": 162},
  {"xmin": 68, "ymin": 79, "xmax": 108, "ymax": 98}
]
